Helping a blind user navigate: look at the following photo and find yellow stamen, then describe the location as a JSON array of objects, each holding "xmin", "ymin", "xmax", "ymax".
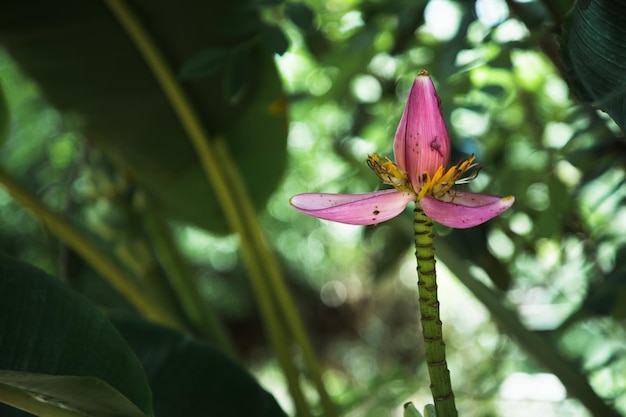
[
  {"xmin": 367, "ymin": 154, "xmax": 413, "ymax": 192},
  {"xmin": 417, "ymin": 155, "xmax": 479, "ymax": 200}
]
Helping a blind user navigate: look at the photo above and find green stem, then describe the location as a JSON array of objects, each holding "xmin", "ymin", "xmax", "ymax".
[
  {"xmin": 213, "ymin": 138, "xmax": 337, "ymax": 417},
  {"xmin": 244, "ymin": 258, "xmax": 313, "ymax": 417},
  {"xmin": 104, "ymin": 3, "xmax": 324, "ymax": 416},
  {"xmin": 141, "ymin": 205, "xmax": 236, "ymax": 356},
  {"xmin": 413, "ymin": 204, "xmax": 457, "ymax": 417},
  {"xmin": 0, "ymin": 166, "xmax": 183, "ymax": 329}
]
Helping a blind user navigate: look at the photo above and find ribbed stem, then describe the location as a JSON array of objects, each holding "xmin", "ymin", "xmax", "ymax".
[{"xmin": 413, "ymin": 204, "xmax": 457, "ymax": 417}]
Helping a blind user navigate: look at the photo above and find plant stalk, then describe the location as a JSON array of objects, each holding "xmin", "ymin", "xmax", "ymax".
[
  {"xmin": 413, "ymin": 204, "xmax": 457, "ymax": 417},
  {"xmin": 212, "ymin": 138, "xmax": 337, "ymax": 416},
  {"xmin": 105, "ymin": 2, "xmax": 333, "ymax": 416},
  {"xmin": 141, "ymin": 205, "xmax": 236, "ymax": 356},
  {"xmin": 0, "ymin": 167, "xmax": 183, "ymax": 329}
]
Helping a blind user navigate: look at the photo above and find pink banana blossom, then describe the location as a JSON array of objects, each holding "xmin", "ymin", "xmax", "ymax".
[{"xmin": 290, "ymin": 70, "xmax": 514, "ymax": 229}]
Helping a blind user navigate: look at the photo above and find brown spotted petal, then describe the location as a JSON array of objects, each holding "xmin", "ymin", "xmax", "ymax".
[{"xmin": 290, "ymin": 189, "xmax": 415, "ymax": 225}]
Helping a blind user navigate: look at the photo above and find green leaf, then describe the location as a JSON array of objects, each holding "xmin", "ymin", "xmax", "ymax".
[
  {"xmin": 285, "ymin": 3, "xmax": 315, "ymax": 32},
  {"xmin": 562, "ymin": 0, "xmax": 626, "ymax": 131},
  {"xmin": 0, "ymin": 254, "xmax": 153, "ymax": 417},
  {"xmin": 250, "ymin": 0, "xmax": 284, "ymax": 7},
  {"xmin": 113, "ymin": 318, "xmax": 288, "ymax": 417},
  {"xmin": 179, "ymin": 48, "xmax": 229, "ymax": 79},
  {"xmin": 582, "ymin": 246, "xmax": 626, "ymax": 318},
  {"xmin": 261, "ymin": 24, "xmax": 290, "ymax": 56},
  {"xmin": 0, "ymin": 1, "xmax": 288, "ymax": 233},
  {"xmin": 0, "ymin": 371, "xmax": 147, "ymax": 417},
  {"xmin": 223, "ymin": 43, "xmax": 254, "ymax": 103},
  {"xmin": 0, "ymin": 81, "xmax": 8, "ymax": 145}
]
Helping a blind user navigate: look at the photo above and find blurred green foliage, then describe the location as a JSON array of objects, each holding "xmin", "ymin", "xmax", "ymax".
[{"xmin": 1, "ymin": 0, "xmax": 626, "ymax": 416}]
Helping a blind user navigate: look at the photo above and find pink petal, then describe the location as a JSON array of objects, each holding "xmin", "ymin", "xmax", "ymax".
[
  {"xmin": 394, "ymin": 70, "xmax": 451, "ymax": 191},
  {"xmin": 290, "ymin": 189, "xmax": 415, "ymax": 225},
  {"xmin": 421, "ymin": 192, "xmax": 514, "ymax": 229}
]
